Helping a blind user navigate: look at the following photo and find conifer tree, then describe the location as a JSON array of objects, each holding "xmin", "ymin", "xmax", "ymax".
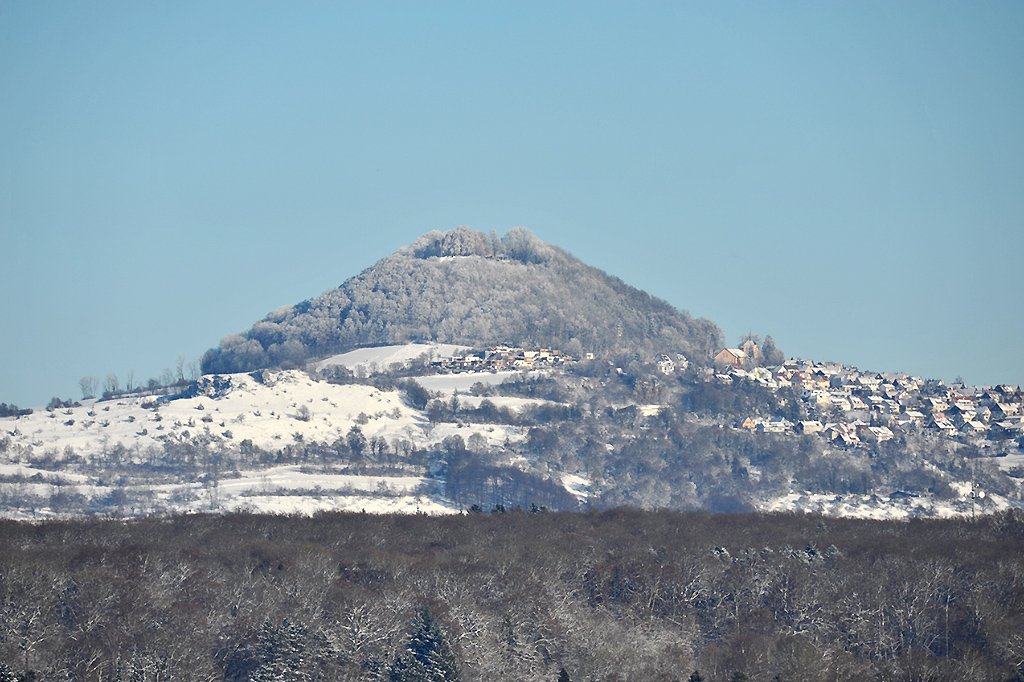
[
  {"xmin": 249, "ymin": 619, "xmax": 310, "ymax": 682},
  {"xmin": 389, "ymin": 607, "xmax": 459, "ymax": 682},
  {"xmin": 0, "ymin": 662, "xmax": 18, "ymax": 682}
]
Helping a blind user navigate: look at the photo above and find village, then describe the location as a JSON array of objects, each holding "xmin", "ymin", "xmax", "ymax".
[
  {"xmin": 429, "ymin": 344, "xmax": 577, "ymax": 372},
  {"xmin": 420, "ymin": 339, "xmax": 1024, "ymax": 452},
  {"xmin": 709, "ymin": 339, "xmax": 1024, "ymax": 450}
]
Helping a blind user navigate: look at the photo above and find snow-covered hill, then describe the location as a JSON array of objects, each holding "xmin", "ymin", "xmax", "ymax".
[
  {"xmin": 0, "ymin": 363, "xmax": 570, "ymax": 519},
  {"xmin": 4, "ymin": 342, "xmax": 1021, "ymax": 520}
]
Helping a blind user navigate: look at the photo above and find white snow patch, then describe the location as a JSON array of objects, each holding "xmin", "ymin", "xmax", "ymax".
[
  {"xmin": 410, "ymin": 370, "xmax": 542, "ymax": 395},
  {"xmin": 560, "ymin": 473, "xmax": 591, "ymax": 502}
]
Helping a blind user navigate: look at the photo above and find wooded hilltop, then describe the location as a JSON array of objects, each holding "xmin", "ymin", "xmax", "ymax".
[{"xmin": 200, "ymin": 227, "xmax": 722, "ymax": 375}]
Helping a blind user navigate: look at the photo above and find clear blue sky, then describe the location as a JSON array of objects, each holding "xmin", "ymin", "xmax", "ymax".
[{"xmin": 2, "ymin": 2, "xmax": 1023, "ymax": 407}]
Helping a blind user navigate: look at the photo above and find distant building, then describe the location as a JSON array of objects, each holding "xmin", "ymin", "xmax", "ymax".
[
  {"xmin": 714, "ymin": 348, "xmax": 747, "ymax": 367},
  {"xmin": 741, "ymin": 339, "xmax": 761, "ymax": 361},
  {"xmin": 655, "ymin": 354, "xmax": 675, "ymax": 374}
]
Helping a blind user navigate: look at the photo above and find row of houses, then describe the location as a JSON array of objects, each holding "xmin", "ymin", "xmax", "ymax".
[
  {"xmin": 712, "ymin": 355, "xmax": 1024, "ymax": 447},
  {"xmin": 431, "ymin": 345, "xmax": 575, "ymax": 373},
  {"xmin": 739, "ymin": 415, "xmax": 897, "ymax": 446}
]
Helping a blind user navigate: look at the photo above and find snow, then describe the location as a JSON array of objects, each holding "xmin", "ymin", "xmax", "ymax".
[
  {"xmin": 761, "ymin": 490, "xmax": 1014, "ymax": 519},
  {"xmin": 316, "ymin": 343, "xmax": 471, "ymax": 374},
  {"xmin": 2, "ymin": 371, "xmax": 432, "ymax": 456},
  {"xmin": 560, "ymin": 473, "xmax": 591, "ymax": 502},
  {"xmin": 995, "ymin": 449, "xmax": 1024, "ymax": 475},
  {"xmin": 457, "ymin": 395, "xmax": 555, "ymax": 411},
  {"xmin": 0, "ymin": 369, "xmax": 534, "ymax": 518},
  {"xmin": 409, "ymin": 370, "xmax": 541, "ymax": 395}
]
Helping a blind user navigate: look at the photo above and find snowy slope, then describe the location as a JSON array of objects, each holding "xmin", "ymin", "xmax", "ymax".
[
  {"xmin": 2, "ymin": 370, "xmax": 524, "ymax": 459},
  {"xmin": 316, "ymin": 343, "xmax": 471, "ymax": 374},
  {"xmin": 0, "ymin": 369, "xmax": 543, "ymax": 519}
]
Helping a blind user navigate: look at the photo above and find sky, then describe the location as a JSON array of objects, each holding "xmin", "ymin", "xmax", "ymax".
[{"xmin": 2, "ymin": 2, "xmax": 1023, "ymax": 408}]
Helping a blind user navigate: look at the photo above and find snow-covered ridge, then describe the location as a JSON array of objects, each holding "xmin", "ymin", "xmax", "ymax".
[
  {"xmin": 2, "ymin": 369, "xmax": 536, "ymax": 458},
  {"xmin": 0, "ymin": 366, "xmax": 570, "ymax": 519}
]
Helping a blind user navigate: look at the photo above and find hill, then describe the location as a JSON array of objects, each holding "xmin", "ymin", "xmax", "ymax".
[
  {"xmin": 2, "ymin": 228, "xmax": 1022, "ymax": 521},
  {"xmin": 200, "ymin": 227, "xmax": 722, "ymax": 374}
]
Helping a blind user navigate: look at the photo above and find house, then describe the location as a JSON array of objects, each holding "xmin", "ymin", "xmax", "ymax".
[
  {"xmin": 825, "ymin": 423, "xmax": 860, "ymax": 446},
  {"xmin": 714, "ymin": 348, "xmax": 747, "ymax": 367},
  {"xmin": 655, "ymin": 354, "xmax": 675, "ymax": 374},
  {"xmin": 864, "ymin": 426, "xmax": 895, "ymax": 443},
  {"xmin": 795, "ymin": 420, "xmax": 823, "ymax": 435},
  {"xmin": 992, "ymin": 403, "xmax": 1021, "ymax": 420},
  {"xmin": 848, "ymin": 395, "xmax": 869, "ymax": 412},
  {"xmin": 926, "ymin": 416, "xmax": 957, "ymax": 435},
  {"xmin": 960, "ymin": 421, "xmax": 988, "ymax": 435},
  {"xmin": 923, "ymin": 397, "xmax": 951, "ymax": 414},
  {"xmin": 951, "ymin": 396, "xmax": 975, "ymax": 411},
  {"xmin": 896, "ymin": 410, "xmax": 926, "ymax": 429},
  {"xmin": 804, "ymin": 389, "xmax": 831, "ymax": 406},
  {"xmin": 830, "ymin": 395, "xmax": 852, "ymax": 412},
  {"xmin": 997, "ymin": 384, "xmax": 1021, "ymax": 399},
  {"xmin": 757, "ymin": 417, "xmax": 791, "ymax": 434}
]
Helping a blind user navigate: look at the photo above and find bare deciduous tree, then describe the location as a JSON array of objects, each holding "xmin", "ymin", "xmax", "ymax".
[{"xmin": 79, "ymin": 376, "xmax": 99, "ymax": 400}]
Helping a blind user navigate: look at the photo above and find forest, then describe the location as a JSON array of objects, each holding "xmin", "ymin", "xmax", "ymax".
[
  {"xmin": 199, "ymin": 227, "xmax": 722, "ymax": 375},
  {"xmin": 1, "ymin": 508, "xmax": 1023, "ymax": 682}
]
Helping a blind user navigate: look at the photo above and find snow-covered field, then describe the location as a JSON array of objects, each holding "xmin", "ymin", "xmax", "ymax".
[
  {"xmin": 761, "ymin": 489, "xmax": 1014, "ymax": 519},
  {"xmin": 316, "ymin": 343, "xmax": 471, "ymax": 374},
  {"xmin": 0, "ymin": 461, "xmax": 458, "ymax": 519},
  {"xmin": 408, "ymin": 370, "xmax": 542, "ymax": 395},
  {"xmin": 1, "ymin": 370, "xmax": 529, "ymax": 459},
  {"xmin": 0, "ymin": 367, "xmax": 546, "ymax": 519}
]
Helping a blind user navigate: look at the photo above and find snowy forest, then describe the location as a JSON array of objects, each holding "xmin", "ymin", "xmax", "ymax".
[
  {"xmin": 2, "ymin": 509, "xmax": 1023, "ymax": 682},
  {"xmin": 199, "ymin": 228, "xmax": 722, "ymax": 375}
]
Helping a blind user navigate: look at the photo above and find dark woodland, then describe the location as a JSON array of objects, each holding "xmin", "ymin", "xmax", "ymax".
[{"xmin": 2, "ymin": 509, "xmax": 1023, "ymax": 681}]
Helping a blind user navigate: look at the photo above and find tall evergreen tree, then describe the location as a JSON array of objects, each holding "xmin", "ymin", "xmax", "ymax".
[
  {"xmin": 389, "ymin": 607, "xmax": 459, "ymax": 682},
  {"xmin": 250, "ymin": 619, "xmax": 310, "ymax": 682}
]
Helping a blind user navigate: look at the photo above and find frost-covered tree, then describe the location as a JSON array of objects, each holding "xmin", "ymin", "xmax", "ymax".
[
  {"xmin": 79, "ymin": 375, "xmax": 98, "ymax": 400},
  {"xmin": 201, "ymin": 227, "xmax": 722, "ymax": 375}
]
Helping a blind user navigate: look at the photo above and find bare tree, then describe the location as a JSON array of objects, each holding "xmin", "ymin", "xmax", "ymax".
[
  {"xmin": 79, "ymin": 376, "xmax": 99, "ymax": 400},
  {"xmin": 103, "ymin": 373, "xmax": 120, "ymax": 396},
  {"xmin": 176, "ymin": 354, "xmax": 187, "ymax": 384}
]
